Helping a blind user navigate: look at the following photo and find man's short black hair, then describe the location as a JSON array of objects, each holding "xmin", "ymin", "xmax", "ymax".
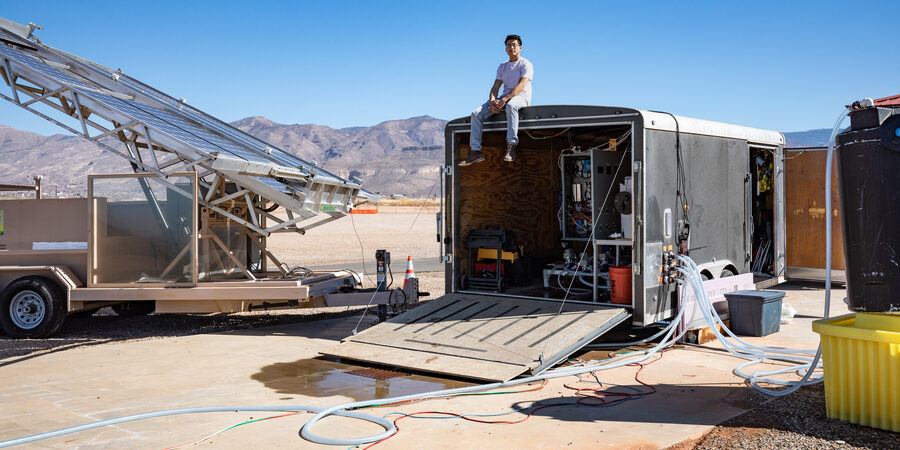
[{"xmin": 505, "ymin": 34, "xmax": 522, "ymax": 46}]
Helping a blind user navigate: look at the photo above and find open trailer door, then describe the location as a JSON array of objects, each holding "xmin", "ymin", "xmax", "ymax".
[{"xmin": 322, "ymin": 294, "xmax": 629, "ymax": 382}]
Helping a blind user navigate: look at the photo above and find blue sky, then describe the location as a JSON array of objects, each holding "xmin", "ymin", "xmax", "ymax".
[{"xmin": 1, "ymin": 1, "xmax": 897, "ymax": 136}]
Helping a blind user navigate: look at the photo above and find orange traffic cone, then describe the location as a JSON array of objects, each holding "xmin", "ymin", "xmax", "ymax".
[{"xmin": 403, "ymin": 255, "xmax": 416, "ymax": 287}]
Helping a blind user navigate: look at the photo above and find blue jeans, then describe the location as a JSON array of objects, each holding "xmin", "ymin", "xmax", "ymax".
[{"xmin": 470, "ymin": 95, "xmax": 529, "ymax": 151}]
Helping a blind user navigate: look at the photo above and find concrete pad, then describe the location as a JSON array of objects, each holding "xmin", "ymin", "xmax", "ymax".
[{"xmin": 0, "ymin": 282, "xmax": 846, "ymax": 449}]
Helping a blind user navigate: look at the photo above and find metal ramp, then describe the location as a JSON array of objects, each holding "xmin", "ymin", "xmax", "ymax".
[
  {"xmin": 0, "ymin": 18, "xmax": 376, "ymax": 239},
  {"xmin": 323, "ymin": 294, "xmax": 630, "ymax": 382}
]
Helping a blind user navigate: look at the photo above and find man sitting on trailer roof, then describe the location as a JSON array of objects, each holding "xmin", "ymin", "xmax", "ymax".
[{"xmin": 461, "ymin": 34, "xmax": 533, "ymax": 166}]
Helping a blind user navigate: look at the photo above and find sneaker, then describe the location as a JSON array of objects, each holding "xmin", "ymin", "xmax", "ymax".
[
  {"xmin": 503, "ymin": 142, "xmax": 516, "ymax": 162},
  {"xmin": 460, "ymin": 150, "xmax": 485, "ymax": 167}
]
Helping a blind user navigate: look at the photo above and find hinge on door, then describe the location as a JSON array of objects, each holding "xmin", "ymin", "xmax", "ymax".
[
  {"xmin": 440, "ymin": 254, "xmax": 452, "ymax": 263},
  {"xmin": 440, "ymin": 165, "xmax": 452, "ymax": 175}
]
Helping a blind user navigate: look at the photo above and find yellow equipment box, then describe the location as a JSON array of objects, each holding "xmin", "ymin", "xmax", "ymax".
[
  {"xmin": 477, "ymin": 246, "xmax": 523, "ymax": 262},
  {"xmin": 812, "ymin": 312, "xmax": 900, "ymax": 432}
]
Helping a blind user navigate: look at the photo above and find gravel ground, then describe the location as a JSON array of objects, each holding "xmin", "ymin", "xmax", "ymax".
[{"xmin": 669, "ymin": 384, "xmax": 900, "ymax": 450}]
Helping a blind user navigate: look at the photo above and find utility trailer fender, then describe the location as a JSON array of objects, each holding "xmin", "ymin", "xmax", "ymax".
[{"xmin": 0, "ymin": 265, "xmax": 83, "ymax": 293}]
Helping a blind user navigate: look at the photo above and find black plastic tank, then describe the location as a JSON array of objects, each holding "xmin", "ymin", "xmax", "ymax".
[{"xmin": 835, "ymin": 106, "xmax": 900, "ymax": 313}]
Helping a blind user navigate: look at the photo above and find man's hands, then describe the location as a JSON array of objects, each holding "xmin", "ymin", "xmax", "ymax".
[
  {"xmin": 489, "ymin": 77, "xmax": 529, "ymax": 113},
  {"xmin": 490, "ymin": 97, "xmax": 507, "ymax": 114}
]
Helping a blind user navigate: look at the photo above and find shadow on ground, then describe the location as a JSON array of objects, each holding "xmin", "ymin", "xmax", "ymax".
[
  {"xmin": 0, "ymin": 305, "xmax": 381, "ymax": 364},
  {"xmin": 777, "ymin": 280, "xmax": 845, "ymax": 291},
  {"xmin": 503, "ymin": 383, "xmax": 768, "ymax": 425}
]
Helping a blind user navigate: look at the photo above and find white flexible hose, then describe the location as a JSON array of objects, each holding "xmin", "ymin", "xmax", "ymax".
[
  {"xmin": 556, "ymin": 273, "xmax": 591, "ymax": 295},
  {"xmin": 675, "ymin": 255, "xmax": 823, "ymax": 394},
  {"xmin": 0, "ymin": 405, "xmax": 394, "ymax": 448}
]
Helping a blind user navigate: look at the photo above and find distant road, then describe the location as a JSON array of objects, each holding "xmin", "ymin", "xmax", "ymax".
[{"xmin": 308, "ymin": 256, "xmax": 443, "ymax": 275}]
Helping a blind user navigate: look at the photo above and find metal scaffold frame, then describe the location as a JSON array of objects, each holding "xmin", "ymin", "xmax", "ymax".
[{"xmin": 0, "ymin": 18, "xmax": 377, "ymax": 241}]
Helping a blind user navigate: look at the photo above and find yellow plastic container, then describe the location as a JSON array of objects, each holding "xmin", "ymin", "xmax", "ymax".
[
  {"xmin": 476, "ymin": 246, "xmax": 522, "ymax": 262},
  {"xmin": 812, "ymin": 313, "xmax": 900, "ymax": 432}
]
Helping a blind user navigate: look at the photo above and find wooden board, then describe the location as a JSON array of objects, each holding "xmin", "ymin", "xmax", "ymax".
[
  {"xmin": 323, "ymin": 294, "xmax": 629, "ymax": 382},
  {"xmin": 458, "ymin": 143, "xmax": 561, "ymax": 266},
  {"xmin": 784, "ymin": 149, "xmax": 844, "ymax": 270}
]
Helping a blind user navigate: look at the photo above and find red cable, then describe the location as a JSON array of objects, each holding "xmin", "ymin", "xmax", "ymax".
[{"xmin": 364, "ymin": 354, "xmax": 665, "ymax": 448}]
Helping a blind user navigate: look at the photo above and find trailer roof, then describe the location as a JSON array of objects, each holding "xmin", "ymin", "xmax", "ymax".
[
  {"xmin": 446, "ymin": 105, "xmax": 784, "ymax": 147},
  {"xmin": 640, "ymin": 110, "xmax": 784, "ymax": 146}
]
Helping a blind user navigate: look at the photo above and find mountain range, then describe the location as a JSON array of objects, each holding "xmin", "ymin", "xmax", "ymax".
[{"xmin": 0, "ymin": 116, "xmax": 830, "ymax": 197}]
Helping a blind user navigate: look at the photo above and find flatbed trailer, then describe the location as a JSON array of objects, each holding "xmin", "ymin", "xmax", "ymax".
[
  {"xmin": 0, "ymin": 18, "xmax": 417, "ymax": 338},
  {"xmin": 0, "ymin": 179, "xmax": 419, "ymax": 338}
]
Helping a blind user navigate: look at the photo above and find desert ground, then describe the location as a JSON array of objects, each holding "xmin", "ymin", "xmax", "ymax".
[{"xmin": 267, "ymin": 203, "xmax": 442, "ymax": 274}]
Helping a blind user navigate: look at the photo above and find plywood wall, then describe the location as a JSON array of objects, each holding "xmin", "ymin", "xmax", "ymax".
[
  {"xmin": 458, "ymin": 143, "xmax": 561, "ymax": 268},
  {"xmin": 785, "ymin": 150, "xmax": 844, "ymax": 269}
]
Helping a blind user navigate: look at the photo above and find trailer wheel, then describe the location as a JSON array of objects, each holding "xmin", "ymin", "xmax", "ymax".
[
  {"xmin": 112, "ymin": 301, "xmax": 155, "ymax": 316},
  {"xmin": 720, "ymin": 268, "xmax": 737, "ymax": 278},
  {"xmin": 0, "ymin": 277, "xmax": 67, "ymax": 338}
]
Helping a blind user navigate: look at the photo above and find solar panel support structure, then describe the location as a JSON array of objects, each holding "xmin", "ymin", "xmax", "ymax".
[{"xmin": 0, "ymin": 17, "xmax": 378, "ymax": 244}]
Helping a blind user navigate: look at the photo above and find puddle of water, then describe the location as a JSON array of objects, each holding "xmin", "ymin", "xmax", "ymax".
[
  {"xmin": 573, "ymin": 342, "xmax": 659, "ymax": 364},
  {"xmin": 251, "ymin": 358, "xmax": 472, "ymax": 401},
  {"xmin": 573, "ymin": 349, "xmax": 617, "ymax": 362}
]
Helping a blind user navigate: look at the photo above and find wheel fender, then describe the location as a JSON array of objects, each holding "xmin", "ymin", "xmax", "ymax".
[{"xmin": 696, "ymin": 259, "xmax": 737, "ymax": 279}]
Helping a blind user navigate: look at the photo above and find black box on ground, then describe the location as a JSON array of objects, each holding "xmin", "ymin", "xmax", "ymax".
[{"xmin": 724, "ymin": 290, "xmax": 785, "ymax": 337}]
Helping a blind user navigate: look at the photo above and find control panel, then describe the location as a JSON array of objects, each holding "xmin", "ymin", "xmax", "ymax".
[{"xmin": 560, "ymin": 149, "xmax": 627, "ymax": 241}]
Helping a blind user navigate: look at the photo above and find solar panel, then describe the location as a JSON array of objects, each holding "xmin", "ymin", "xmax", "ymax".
[
  {"xmin": 0, "ymin": 18, "xmax": 378, "ymax": 235},
  {"xmin": 51, "ymin": 43, "xmax": 338, "ymax": 177}
]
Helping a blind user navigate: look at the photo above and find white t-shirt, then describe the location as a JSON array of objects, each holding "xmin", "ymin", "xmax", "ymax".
[{"xmin": 496, "ymin": 58, "xmax": 533, "ymax": 104}]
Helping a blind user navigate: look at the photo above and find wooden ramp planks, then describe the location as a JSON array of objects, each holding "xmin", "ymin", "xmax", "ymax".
[{"xmin": 322, "ymin": 294, "xmax": 629, "ymax": 382}]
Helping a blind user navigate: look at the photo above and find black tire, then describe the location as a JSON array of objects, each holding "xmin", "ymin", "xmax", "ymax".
[
  {"xmin": 460, "ymin": 274, "xmax": 469, "ymax": 290},
  {"xmin": 0, "ymin": 276, "xmax": 67, "ymax": 338},
  {"xmin": 112, "ymin": 301, "xmax": 155, "ymax": 316}
]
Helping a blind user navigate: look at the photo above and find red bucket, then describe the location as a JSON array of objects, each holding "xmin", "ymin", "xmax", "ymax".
[{"xmin": 609, "ymin": 266, "xmax": 632, "ymax": 305}]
